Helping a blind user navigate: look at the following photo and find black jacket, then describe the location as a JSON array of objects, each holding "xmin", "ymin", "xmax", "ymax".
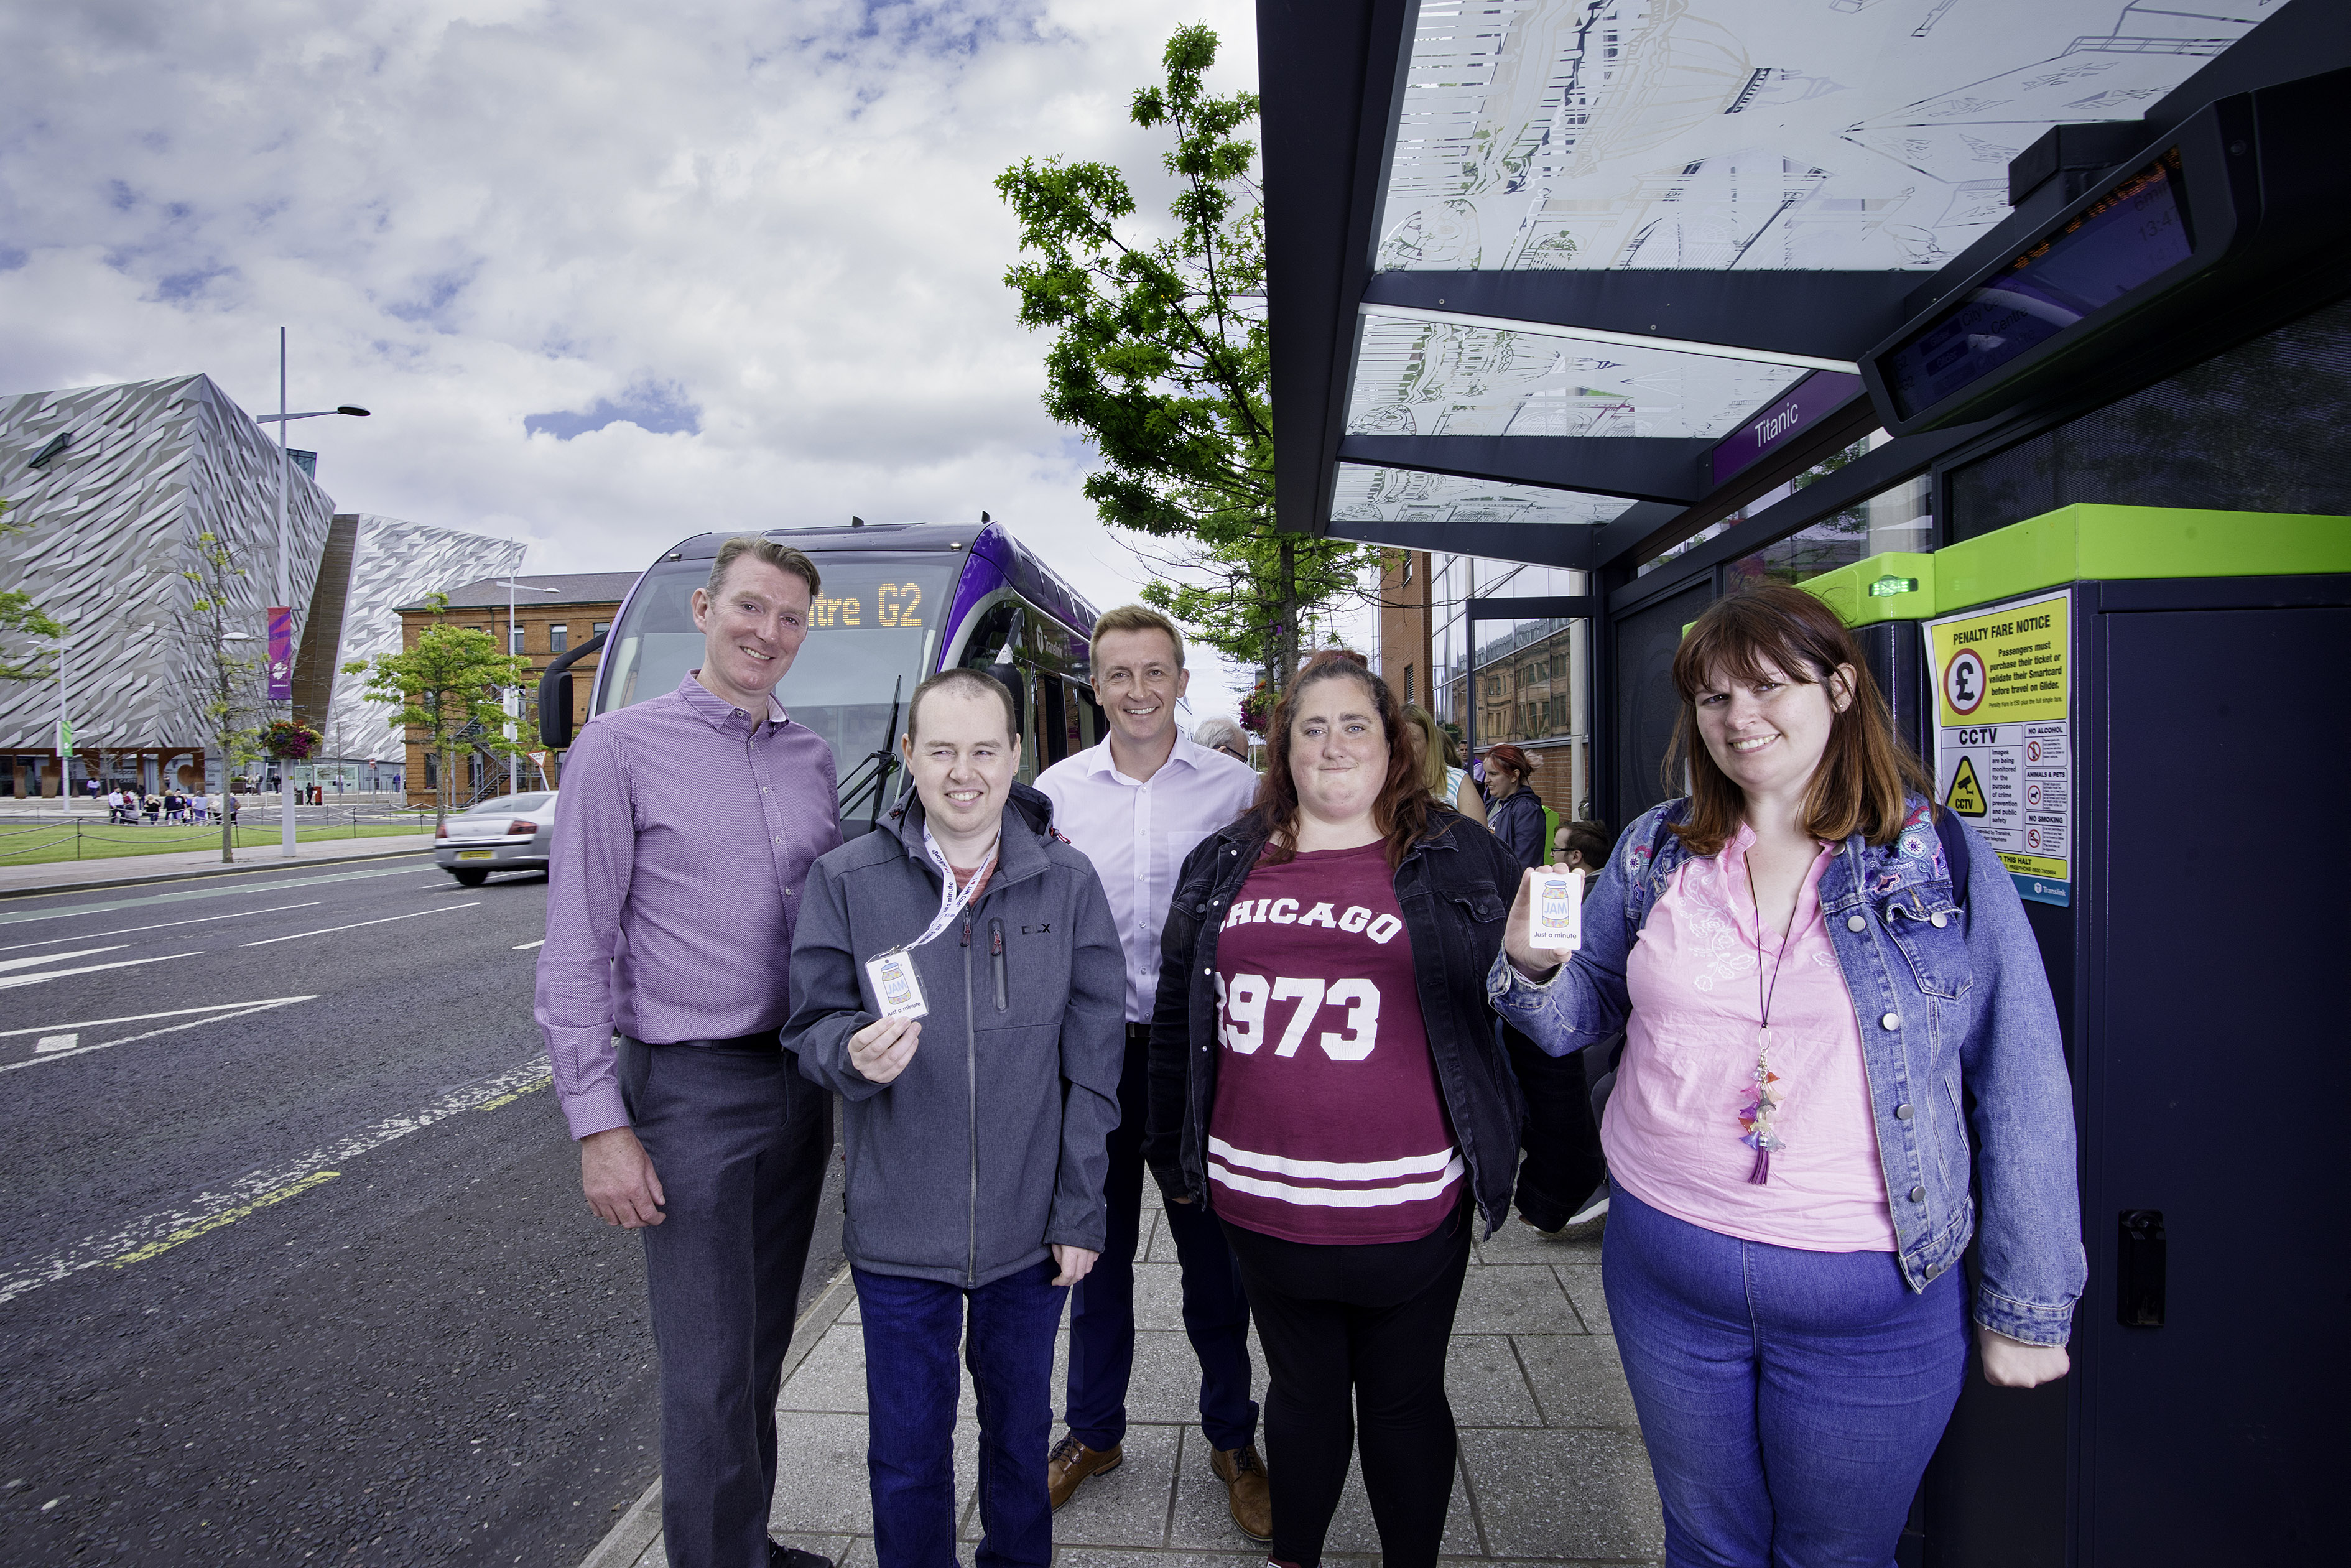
[
  {"xmin": 1487, "ymin": 787, "xmax": 1547, "ymax": 870},
  {"xmin": 1143, "ymin": 808, "xmax": 1529, "ymax": 1238}
]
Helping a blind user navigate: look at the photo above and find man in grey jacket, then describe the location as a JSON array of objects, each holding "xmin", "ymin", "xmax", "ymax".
[{"xmin": 786, "ymin": 667, "xmax": 1124, "ymax": 1568}]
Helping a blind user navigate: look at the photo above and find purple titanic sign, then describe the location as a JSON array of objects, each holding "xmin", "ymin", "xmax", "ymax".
[{"xmin": 1710, "ymin": 371, "xmax": 1865, "ymax": 489}]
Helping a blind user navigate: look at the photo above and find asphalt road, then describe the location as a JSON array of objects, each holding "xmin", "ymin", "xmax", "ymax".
[{"xmin": 0, "ymin": 853, "xmax": 845, "ymax": 1566}]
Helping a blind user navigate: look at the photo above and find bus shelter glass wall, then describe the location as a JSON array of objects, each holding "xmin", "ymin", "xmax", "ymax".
[{"xmin": 1427, "ymin": 555, "xmax": 1592, "ymax": 824}]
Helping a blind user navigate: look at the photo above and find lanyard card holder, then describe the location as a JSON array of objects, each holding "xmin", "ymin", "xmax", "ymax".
[{"xmin": 865, "ymin": 949, "xmax": 929, "ymax": 1021}]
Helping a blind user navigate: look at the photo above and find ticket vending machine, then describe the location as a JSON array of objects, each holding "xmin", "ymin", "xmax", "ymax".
[{"xmin": 1800, "ymin": 506, "xmax": 2351, "ymax": 1567}]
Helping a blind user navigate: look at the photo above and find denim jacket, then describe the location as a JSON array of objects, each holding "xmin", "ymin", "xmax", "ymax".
[{"xmin": 1487, "ymin": 794, "xmax": 2084, "ymax": 1345}]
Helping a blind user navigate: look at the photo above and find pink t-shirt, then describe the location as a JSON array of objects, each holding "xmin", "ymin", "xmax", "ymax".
[
  {"xmin": 1208, "ymin": 842, "xmax": 1461, "ymax": 1245},
  {"xmin": 1605, "ymin": 823, "xmax": 1898, "ymax": 1253}
]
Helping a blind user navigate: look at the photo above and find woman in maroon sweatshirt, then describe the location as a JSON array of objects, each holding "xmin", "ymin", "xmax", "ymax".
[{"xmin": 1145, "ymin": 652, "xmax": 1528, "ymax": 1568}]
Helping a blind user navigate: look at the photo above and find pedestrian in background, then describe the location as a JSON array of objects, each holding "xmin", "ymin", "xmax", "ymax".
[
  {"xmin": 1480, "ymin": 740, "xmax": 1608, "ymax": 1244},
  {"xmin": 788, "ymin": 667, "xmax": 1124, "ymax": 1568},
  {"xmin": 1494, "ymin": 583, "xmax": 2082, "ymax": 1566},
  {"xmin": 1480, "ymin": 744, "xmax": 1544, "ymax": 868},
  {"xmin": 1192, "ymin": 715, "xmax": 1253, "ymax": 766},
  {"xmin": 1034, "ymin": 606, "xmax": 1271, "ymax": 1542},
  {"xmin": 537, "ymin": 537, "xmax": 843, "ymax": 1568},
  {"xmin": 1148, "ymin": 652, "xmax": 1528, "ymax": 1568},
  {"xmin": 1401, "ymin": 704, "xmax": 1485, "ymax": 825}
]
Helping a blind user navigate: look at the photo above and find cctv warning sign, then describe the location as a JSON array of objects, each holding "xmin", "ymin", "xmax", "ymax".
[{"xmin": 1923, "ymin": 591, "xmax": 2072, "ymax": 907}]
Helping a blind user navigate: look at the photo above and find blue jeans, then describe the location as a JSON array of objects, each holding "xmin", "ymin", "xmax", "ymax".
[
  {"xmin": 1603, "ymin": 1181, "xmax": 1966, "ymax": 1568},
  {"xmin": 857, "ymin": 1261, "xmax": 1066, "ymax": 1568},
  {"xmin": 1065, "ymin": 1027, "xmax": 1257, "ymax": 1452}
]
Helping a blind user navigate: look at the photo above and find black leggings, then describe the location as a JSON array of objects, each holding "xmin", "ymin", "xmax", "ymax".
[{"xmin": 1220, "ymin": 1200, "xmax": 1472, "ymax": 1568}]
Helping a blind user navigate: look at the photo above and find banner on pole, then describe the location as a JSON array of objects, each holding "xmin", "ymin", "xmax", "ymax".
[{"xmin": 267, "ymin": 607, "xmax": 294, "ymax": 700}]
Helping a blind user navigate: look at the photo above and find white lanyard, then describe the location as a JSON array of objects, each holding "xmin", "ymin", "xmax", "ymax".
[{"xmin": 906, "ymin": 825, "xmax": 999, "ymax": 951}]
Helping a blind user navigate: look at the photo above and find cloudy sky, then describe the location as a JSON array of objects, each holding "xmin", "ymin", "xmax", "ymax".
[{"xmin": 1, "ymin": 0, "xmax": 1279, "ymax": 714}]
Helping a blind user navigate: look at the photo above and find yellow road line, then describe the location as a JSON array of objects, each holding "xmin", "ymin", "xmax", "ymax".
[
  {"xmin": 474, "ymin": 1075, "xmax": 552, "ymax": 1113},
  {"xmin": 109, "ymin": 1171, "xmax": 341, "ymax": 1269}
]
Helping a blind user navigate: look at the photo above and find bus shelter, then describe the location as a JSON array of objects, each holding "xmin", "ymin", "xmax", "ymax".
[{"xmin": 1256, "ymin": 1, "xmax": 2350, "ymax": 1562}]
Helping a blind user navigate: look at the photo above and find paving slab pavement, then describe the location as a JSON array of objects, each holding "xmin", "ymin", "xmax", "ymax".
[
  {"xmin": 0, "ymin": 833, "xmax": 442, "ymax": 898},
  {"xmin": 583, "ymin": 1211, "xmax": 1662, "ymax": 1567}
]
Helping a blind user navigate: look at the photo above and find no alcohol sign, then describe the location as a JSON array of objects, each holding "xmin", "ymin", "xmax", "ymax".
[{"xmin": 1923, "ymin": 590, "xmax": 2073, "ymax": 906}]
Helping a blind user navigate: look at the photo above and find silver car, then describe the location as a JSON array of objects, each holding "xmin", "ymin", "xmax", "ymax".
[{"xmin": 435, "ymin": 791, "xmax": 558, "ymax": 885}]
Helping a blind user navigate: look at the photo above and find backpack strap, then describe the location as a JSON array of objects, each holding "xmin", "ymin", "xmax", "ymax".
[{"xmin": 1932, "ymin": 807, "xmax": 1972, "ymax": 911}]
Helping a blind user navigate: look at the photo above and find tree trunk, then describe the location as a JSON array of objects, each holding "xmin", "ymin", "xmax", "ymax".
[{"xmin": 1277, "ymin": 534, "xmax": 1299, "ymax": 689}]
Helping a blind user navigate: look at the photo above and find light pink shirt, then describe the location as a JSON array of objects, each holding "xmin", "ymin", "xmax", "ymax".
[
  {"xmin": 1606, "ymin": 823, "xmax": 1898, "ymax": 1253},
  {"xmin": 1036, "ymin": 733, "xmax": 1261, "ymax": 1021}
]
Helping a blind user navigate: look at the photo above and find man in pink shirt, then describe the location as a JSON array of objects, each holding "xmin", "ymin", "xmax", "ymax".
[
  {"xmin": 1033, "ymin": 605, "xmax": 1269, "ymax": 1543},
  {"xmin": 537, "ymin": 536, "xmax": 842, "ymax": 1568}
]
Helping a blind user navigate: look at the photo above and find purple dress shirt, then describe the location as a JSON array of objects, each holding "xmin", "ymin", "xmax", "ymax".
[{"xmin": 536, "ymin": 672, "xmax": 842, "ymax": 1139}]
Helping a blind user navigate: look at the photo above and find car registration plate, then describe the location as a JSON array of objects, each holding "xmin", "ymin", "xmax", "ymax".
[{"xmin": 456, "ymin": 850, "xmax": 494, "ymax": 861}]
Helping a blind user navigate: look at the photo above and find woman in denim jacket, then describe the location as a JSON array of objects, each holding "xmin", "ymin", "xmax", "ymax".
[{"xmin": 1488, "ymin": 585, "xmax": 2083, "ymax": 1567}]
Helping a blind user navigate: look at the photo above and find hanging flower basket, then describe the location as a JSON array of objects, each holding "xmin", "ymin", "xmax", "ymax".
[
  {"xmin": 261, "ymin": 719, "xmax": 323, "ymax": 761},
  {"xmin": 1238, "ymin": 680, "xmax": 1276, "ymax": 735}
]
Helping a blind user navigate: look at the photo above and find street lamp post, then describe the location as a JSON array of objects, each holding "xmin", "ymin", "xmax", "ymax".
[
  {"xmin": 493, "ymin": 578, "xmax": 560, "ymax": 795},
  {"xmin": 253, "ymin": 327, "xmax": 369, "ymax": 858}
]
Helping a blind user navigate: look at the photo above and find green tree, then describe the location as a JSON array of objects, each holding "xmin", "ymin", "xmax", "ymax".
[
  {"xmin": 341, "ymin": 595, "xmax": 536, "ymax": 830},
  {"xmin": 997, "ymin": 23, "xmax": 1376, "ymax": 687},
  {"xmin": 178, "ymin": 532, "xmax": 271, "ymax": 861},
  {"xmin": 0, "ymin": 497, "xmax": 67, "ymax": 683}
]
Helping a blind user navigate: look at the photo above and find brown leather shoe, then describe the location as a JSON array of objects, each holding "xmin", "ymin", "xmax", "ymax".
[
  {"xmin": 1212, "ymin": 1444, "xmax": 1273, "ymax": 1544},
  {"xmin": 1047, "ymin": 1433, "xmax": 1123, "ymax": 1510}
]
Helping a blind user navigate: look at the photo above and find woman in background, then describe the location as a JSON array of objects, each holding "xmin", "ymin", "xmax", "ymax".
[
  {"xmin": 1481, "ymin": 744, "xmax": 1544, "ymax": 868},
  {"xmin": 1401, "ymin": 704, "xmax": 1485, "ymax": 825}
]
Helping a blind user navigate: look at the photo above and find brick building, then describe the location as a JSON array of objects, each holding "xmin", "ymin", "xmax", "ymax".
[{"xmin": 394, "ymin": 572, "xmax": 634, "ymax": 809}]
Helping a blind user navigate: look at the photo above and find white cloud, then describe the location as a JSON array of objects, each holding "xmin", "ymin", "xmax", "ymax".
[{"xmin": 0, "ymin": 0, "xmax": 1267, "ymax": 714}]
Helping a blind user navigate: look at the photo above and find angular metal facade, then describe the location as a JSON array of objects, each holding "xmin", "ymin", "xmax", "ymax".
[
  {"xmin": 0, "ymin": 374, "xmax": 335, "ymax": 754},
  {"xmin": 1, "ymin": 377, "xmax": 522, "ymax": 785},
  {"xmin": 323, "ymin": 516, "xmax": 524, "ymax": 764}
]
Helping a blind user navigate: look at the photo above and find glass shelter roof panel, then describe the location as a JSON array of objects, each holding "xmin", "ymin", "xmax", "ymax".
[
  {"xmin": 1347, "ymin": 313, "xmax": 1810, "ymax": 437},
  {"xmin": 1333, "ymin": 462, "xmax": 1640, "ymax": 527},
  {"xmin": 1381, "ymin": 0, "xmax": 2264, "ymax": 274}
]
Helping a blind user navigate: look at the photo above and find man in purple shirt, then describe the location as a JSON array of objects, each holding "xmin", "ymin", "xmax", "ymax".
[{"xmin": 537, "ymin": 536, "xmax": 843, "ymax": 1568}]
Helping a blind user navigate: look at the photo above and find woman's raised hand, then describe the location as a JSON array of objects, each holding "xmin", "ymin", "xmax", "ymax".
[{"xmin": 1502, "ymin": 865, "xmax": 1569, "ymax": 981}]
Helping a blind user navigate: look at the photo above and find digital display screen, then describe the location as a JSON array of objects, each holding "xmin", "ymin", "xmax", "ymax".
[{"xmin": 1885, "ymin": 148, "xmax": 2191, "ymax": 419}]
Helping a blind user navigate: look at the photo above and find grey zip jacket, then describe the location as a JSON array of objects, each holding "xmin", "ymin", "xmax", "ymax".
[{"xmin": 786, "ymin": 783, "xmax": 1125, "ymax": 1289}]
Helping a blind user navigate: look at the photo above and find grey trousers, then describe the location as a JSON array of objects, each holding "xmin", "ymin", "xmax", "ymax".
[{"xmin": 619, "ymin": 1037, "xmax": 832, "ymax": 1568}]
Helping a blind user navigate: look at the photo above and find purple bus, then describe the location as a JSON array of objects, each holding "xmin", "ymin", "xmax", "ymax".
[{"xmin": 549, "ymin": 519, "xmax": 1102, "ymax": 832}]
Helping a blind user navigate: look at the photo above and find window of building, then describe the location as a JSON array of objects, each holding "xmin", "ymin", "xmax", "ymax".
[
  {"xmin": 550, "ymin": 623, "xmax": 568, "ymax": 654},
  {"xmin": 1404, "ymin": 664, "xmax": 1415, "ymax": 703},
  {"xmin": 510, "ymin": 625, "xmax": 526, "ymax": 654},
  {"xmin": 591, "ymin": 621, "xmax": 609, "ymax": 638}
]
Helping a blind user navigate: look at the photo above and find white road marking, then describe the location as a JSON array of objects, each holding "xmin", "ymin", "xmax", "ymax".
[
  {"xmin": 36, "ymin": 1034, "xmax": 78, "ymax": 1053},
  {"xmin": 241, "ymin": 902, "xmax": 478, "ymax": 946},
  {"xmin": 0, "ymin": 952, "xmax": 202, "ymax": 990},
  {"xmin": 0, "ymin": 999, "xmax": 316, "ymax": 1039},
  {"xmin": 0, "ymin": 862, "xmax": 437, "ymax": 928},
  {"xmin": 0, "ymin": 902, "xmax": 323, "ymax": 953},
  {"xmin": 0, "ymin": 1049, "xmax": 549, "ymax": 1304},
  {"xmin": 0, "ymin": 996, "xmax": 316, "ymax": 1072},
  {"xmin": 512, "ymin": 939, "xmax": 545, "ymax": 950},
  {"xmin": 0, "ymin": 945, "xmax": 123, "ymax": 973}
]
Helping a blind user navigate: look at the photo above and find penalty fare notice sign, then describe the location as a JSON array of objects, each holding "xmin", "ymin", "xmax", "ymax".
[{"xmin": 1922, "ymin": 590, "xmax": 2072, "ymax": 907}]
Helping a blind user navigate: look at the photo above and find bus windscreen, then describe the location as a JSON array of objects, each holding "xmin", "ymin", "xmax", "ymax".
[{"xmin": 596, "ymin": 554, "xmax": 955, "ymax": 811}]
